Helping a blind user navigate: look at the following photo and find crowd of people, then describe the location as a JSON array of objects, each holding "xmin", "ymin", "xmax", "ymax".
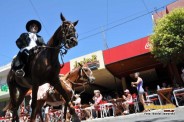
[{"xmin": 2, "ymin": 71, "xmax": 183, "ymax": 121}]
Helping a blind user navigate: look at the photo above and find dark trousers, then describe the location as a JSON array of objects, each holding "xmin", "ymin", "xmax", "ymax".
[{"xmin": 12, "ymin": 50, "xmax": 29, "ymax": 70}]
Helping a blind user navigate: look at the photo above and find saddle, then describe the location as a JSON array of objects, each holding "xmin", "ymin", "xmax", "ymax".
[{"xmin": 12, "ymin": 47, "xmax": 42, "ymax": 77}]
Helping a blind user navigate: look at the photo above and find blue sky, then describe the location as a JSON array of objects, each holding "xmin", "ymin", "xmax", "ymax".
[{"xmin": 0, "ymin": 0, "xmax": 176, "ymax": 66}]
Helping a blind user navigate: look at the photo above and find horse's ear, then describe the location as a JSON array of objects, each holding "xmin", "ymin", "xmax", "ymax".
[
  {"xmin": 78, "ymin": 63, "xmax": 83, "ymax": 67},
  {"xmin": 73, "ymin": 20, "xmax": 79, "ymax": 26},
  {"xmin": 60, "ymin": 13, "xmax": 66, "ymax": 22}
]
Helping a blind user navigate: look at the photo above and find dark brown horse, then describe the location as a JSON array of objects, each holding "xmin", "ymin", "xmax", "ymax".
[
  {"xmin": 4, "ymin": 13, "xmax": 79, "ymax": 122},
  {"xmin": 35, "ymin": 64, "xmax": 95, "ymax": 122}
]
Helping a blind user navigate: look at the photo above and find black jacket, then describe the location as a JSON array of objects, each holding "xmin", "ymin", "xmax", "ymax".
[{"xmin": 16, "ymin": 33, "xmax": 45, "ymax": 49}]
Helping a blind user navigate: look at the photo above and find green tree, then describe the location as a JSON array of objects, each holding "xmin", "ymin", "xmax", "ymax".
[{"xmin": 150, "ymin": 8, "xmax": 184, "ymax": 85}]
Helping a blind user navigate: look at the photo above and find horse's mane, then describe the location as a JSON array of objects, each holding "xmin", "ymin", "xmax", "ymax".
[
  {"xmin": 60, "ymin": 67, "xmax": 81, "ymax": 81},
  {"xmin": 47, "ymin": 26, "xmax": 61, "ymax": 46}
]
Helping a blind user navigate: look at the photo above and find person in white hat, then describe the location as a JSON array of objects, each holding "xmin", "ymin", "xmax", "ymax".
[
  {"xmin": 122, "ymin": 89, "xmax": 132, "ymax": 114},
  {"xmin": 92, "ymin": 90, "xmax": 103, "ymax": 118},
  {"xmin": 93, "ymin": 90, "xmax": 103, "ymax": 105}
]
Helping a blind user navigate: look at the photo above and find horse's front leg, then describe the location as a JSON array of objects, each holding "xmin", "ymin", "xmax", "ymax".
[
  {"xmin": 30, "ymin": 85, "xmax": 39, "ymax": 122},
  {"xmin": 36, "ymin": 100, "xmax": 45, "ymax": 122},
  {"xmin": 52, "ymin": 79, "xmax": 80, "ymax": 122},
  {"xmin": 6, "ymin": 76, "xmax": 19, "ymax": 122}
]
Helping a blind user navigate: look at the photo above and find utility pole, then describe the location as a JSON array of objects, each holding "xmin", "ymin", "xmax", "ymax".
[{"xmin": 101, "ymin": 27, "xmax": 109, "ymax": 49}]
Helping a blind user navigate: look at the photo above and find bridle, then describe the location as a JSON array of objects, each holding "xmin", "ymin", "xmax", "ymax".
[
  {"xmin": 62, "ymin": 66, "xmax": 93, "ymax": 100},
  {"xmin": 79, "ymin": 66, "xmax": 93, "ymax": 82},
  {"xmin": 37, "ymin": 21, "xmax": 78, "ymax": 68},
  {"xmin": 60, "ymin": 21, "xmax": 78, "ymax": 49},
  {"xmin": 61, "ymin": 21, "xmax": 78, "ymax": 40},
  {"xmin": 67, "ymin": 66, "xmax": 93, "ymax": 86}
]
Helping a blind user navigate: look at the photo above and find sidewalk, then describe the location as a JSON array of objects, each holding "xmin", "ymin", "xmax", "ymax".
[{"xmin": 83, "ymin": 106, "xmax": 184, "ymax": 122}]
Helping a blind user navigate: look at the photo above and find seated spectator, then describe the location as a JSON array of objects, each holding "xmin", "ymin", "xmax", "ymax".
[
  {"xmin": 73, "ymin": 94, "xmax": 81, "ymax": 106},
  {"xmin": 44, "ymin": 104, "xmax": 50, "ymax": 122},
  {"xmin": 5, "ymin": 109, "xmax": 12, "ymax": 119},
  {"xmin": 145, "ymin": 86, "xmax": 151, "ymax": 96},
  {"xmin": 162, "ymin": 82, "xmax": 167, "ymax": 88},
  {"xmin": 113, "ymin": 92, "xmax": 120, "ymax": 99},
  {"xmin": 122, "ymin": 89, "xmax": 133, "ymax": 114},
  {"xmin": 93, "ymin": 90, "xmax": 103, "ymax": 104},
  {"xmin": 104, "ymin": 94, "xmax": 112, "ymax": 101},
  {"xmin": 92, "ymin": 90, "xmax": 103, "ymax": 118},
  {"xmin": 20, "ymin": 102, "xmax": 25, "ymax": 115}
]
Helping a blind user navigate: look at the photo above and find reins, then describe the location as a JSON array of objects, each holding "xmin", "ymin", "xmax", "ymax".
[
  {"xmin": 37, "ymin": 44, "xmax": 67, "ymax": 68},
  {"xmin": 62, "ymin": 67, "xmax": 91, "ymax": 100}
]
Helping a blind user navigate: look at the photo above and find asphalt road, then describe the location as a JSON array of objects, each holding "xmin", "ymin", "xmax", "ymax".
[{"xmin": 84, "ymin": 106, "xmax": 184, "ymax": 122}]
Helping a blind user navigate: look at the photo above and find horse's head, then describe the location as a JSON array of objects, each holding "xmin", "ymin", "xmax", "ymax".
[
  {"xmin": 78, "ymin": 63, "xmax": 95, "ymax": 84},
  {"xmin": 60, "ymin": 13, "xmax": 78, "ymax": 49},
  {"xmin": 64, "ymin": 63, "xmax": 95, "ymax": 85},
  {"xmin": 49, "ymin": 13, "xmax": 78, "ymax": 49}
]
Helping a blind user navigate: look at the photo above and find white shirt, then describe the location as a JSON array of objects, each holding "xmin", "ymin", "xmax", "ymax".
[
  {"xmin": 20, "ymin": 32, "xmax": 37, "ymax": 52},
  {"xmin": 73, "ymin": 97, "xmax": 81, "ymax": 105},
  {"xmin": 45, "ymin": 106, "xmax": 49, "ymax": 114}
]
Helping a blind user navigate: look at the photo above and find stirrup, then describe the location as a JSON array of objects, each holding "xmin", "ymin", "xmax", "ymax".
[{"xmin": 15, "ymin": 69, "xmax": 25, "ymax": 77}]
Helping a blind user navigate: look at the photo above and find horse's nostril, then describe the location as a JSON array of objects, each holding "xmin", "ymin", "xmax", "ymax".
[{"xmin": 90, "ymin": 77, "xmax": 95, "ymax": 83}]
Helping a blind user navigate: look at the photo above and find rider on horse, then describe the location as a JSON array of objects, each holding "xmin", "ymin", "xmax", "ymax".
[{"xmin": 13, "ymin": 20, "xmax": 45, "ymax": 77}]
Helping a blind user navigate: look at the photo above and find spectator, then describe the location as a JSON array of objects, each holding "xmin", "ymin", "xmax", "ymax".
[
  {"xmin": 27, "ymin": 93, "xmax": 32, "ymax": 116},
  {"xmin": 104, "ymin": 94, "xmax": 112, "ymax": 101},
  {"xmin": 145, "ymin": 86, "xmax": 151, "ymax": 96},
  {"xmin": 92, "ymin": 90, "xmax": 103, "ymax": 118},
  {"xmin": 162, "ymin": 82, "xmax": 167, "ymax": 88},
  {"xmin": 5, "ymin": 109, "xmax": 12, "ymax": 119},
  {"xmin": 20, "ymin": 102, "xmax": 25, "ymax": 115},
  {"xmin": 122, "ymin": 89, "xmax": 133, "ymax": 114},
  {"xmin": 93, "ymin": 90, "xmax": 103, "ymax": 105},
  {"xmin": 73, "ymin": 94, "xmax": 81, "ymax": 106},
  {"xmin": 181, "ymin": 68, "xmax": 184, "ymax": 83},
  {"xmin": 114, "ymin": 92, "xmax": 120, "ymax": 99},
  {"xmin": 131, "ymin": 72, "xmax": 147, "ymax": 111},
  {"xmin": 44, "ymin": 104, "xmax": 50, "ymax": 122}
]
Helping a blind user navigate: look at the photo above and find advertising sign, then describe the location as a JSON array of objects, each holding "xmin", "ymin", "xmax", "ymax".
[{"xmin": 70, "ymin": 50, "xmax": 105, "ymax": 70}]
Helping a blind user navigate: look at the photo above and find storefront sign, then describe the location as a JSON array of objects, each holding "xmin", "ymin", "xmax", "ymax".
[
  {"xmin": 145, "ymin": 42, "xmax": 152, "ymax": 49},
  {"xmin": 70, "ymin": 50, "xmax": 105, "ymax": 70},
  {"xmin": 1, "ymin": 84, "xmax": 8, "ymax": 92}
]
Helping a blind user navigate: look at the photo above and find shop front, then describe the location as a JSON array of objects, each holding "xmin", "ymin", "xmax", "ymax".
[{"xmin": 0, "ymin": 35, "xmax": 180, "ymax": 109}]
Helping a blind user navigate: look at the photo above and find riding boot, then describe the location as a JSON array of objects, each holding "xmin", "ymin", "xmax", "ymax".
[{"xmin": 15, "ymin": 50, "xmax": 29, "ymax": 77}]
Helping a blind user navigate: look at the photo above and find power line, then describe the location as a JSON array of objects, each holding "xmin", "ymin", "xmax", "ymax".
[
  {"xmin": 78, "ymin": 6, "xmax": 164, "ymax": 41},
  {"xmin": 142, "ymin": 0, "xmax": 150, "ymax": 13},
  {"xmin": 79, "ymin": 0, "xmax": 178, "ymax": 41},
  {"xmin": 79, "ymin": 10, "xmax": 146, "ymax": 36},
  {"xmin": 78, "ymin": 0, "xmax": 177, "ymax": 42},
  {"xmin": 28, "ymin": 0, "xmax": 50, "ymax": 36}
]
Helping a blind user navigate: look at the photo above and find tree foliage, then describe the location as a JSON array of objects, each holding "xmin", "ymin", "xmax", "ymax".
[{"xmin": 150, "ymin": 8, "xmax": 184, "ymax": 64}]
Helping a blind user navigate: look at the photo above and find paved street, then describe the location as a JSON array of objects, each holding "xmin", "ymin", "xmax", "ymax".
[{"xmin": 84, "ymin": 106, "xmax": 184, "ymax": 122}]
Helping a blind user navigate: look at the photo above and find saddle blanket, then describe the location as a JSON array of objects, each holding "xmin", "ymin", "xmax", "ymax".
[{"xmin": 37, "ymin": 83, "xmax": 50, "ymax": 100}]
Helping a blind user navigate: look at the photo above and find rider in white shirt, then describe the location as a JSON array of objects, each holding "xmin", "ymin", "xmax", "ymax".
[{"xmin": 14, "ymin": 20, "xmax": 45, "ymax": 77}]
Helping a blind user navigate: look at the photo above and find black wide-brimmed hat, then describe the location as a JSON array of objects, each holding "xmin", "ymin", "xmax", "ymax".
[{"xmin": 26, "ymin": 20, "xmax": 41, "ymax": 33}]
